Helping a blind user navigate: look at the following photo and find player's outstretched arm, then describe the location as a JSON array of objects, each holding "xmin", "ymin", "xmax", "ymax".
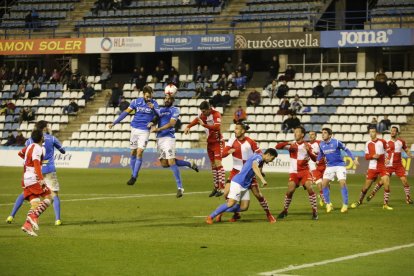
[
  {"xmin": 53, "ymin": 137, "xmax": 66, "ymax": 154},
  {"xmin": 108, "ymin": 108, "xmax": 132, "ymax": 129},
  {"xmin": 252, "ymin": 162, "xmax": 267, "ymax": 187},
  {"xmin": 184, "ymin": 117, "xmax": 199, "ymax": 134},
  {"xmin": 275, "ymin": 141, "xmax": 290, "ymax": 150}
]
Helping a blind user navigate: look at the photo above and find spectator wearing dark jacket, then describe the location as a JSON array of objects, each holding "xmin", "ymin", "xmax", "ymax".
[
  {"xmin": 374, "ymin": 69, "xmax": 388, "ymax": 97},
  {"xmin": 312, "ymin": 81, "xmax": 324, "ymax": 98},
  {"xmin": 217, "ymin": 74, "xmax": 228, "ymax": 90},
  {"xmin": 277, "ymin": 97, "xmax": 291, "ymax": 115},
  {"xmin": 246, "ymin": 90, "xmax": 261, "ymax": 107},
  {"xmin": 63, "ymin": 99, "xmax": 79, "ymax": 114},
  {"xmin": 283, "ymin": 65, "xmax": 296, "ymax": 81},
  {"xmin": 3, "ymin": 132, "xmax": 16, "ymax": 146},
  {"xmin": 323, "ymin": 80, "xmax": 334, "ymax": 97},
  {"xmin": 135, "ymin": 66, "xmax": 147, "ymax": 89},
  {"xmin": 276, "ymin": 80, "xmax": 289, "ymax": 99},
  {"xmin": 68, "ymin": 76, "xmax": 81, "ymax": 89},
  {"xmin": 378, "ymin": 115, "xmax": 391, "ymax": 133},
  {"xmin": 210, "ymin": 90, "xmax": 224, "ymax": 107},
  {"xmin": 82, "ymin": 83, "xmax": 95, "ymax": 102},
  {"xmin": 28, "ymin": 83, "xmax": 41, "ymax": 99},
  {"xmin": 244, "ymin": 64, "xmax": 253, "ymax": 83},
  {"xmin": 268, "ymin": 55, "xmax": 280, "ymax": 80},
  {"xmin": 14, "ymin": 131, "xmax": 26, "ymax": 146},
  {"xmin": 388, "ymin": 80, "xmax": 400, "ymax": 97},
  {"xmin": 222, "ymin": 91, "xmax": 231, "ymax": 106},
  {"xmin": 282, "ymin": 113, "xmax": 301, "ymax": 133},
  {"xmin": 109, "ymin": 83, "xmax": 123, "ymax": 107}
]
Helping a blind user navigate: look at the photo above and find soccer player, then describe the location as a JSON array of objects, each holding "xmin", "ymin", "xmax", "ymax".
[
  {"xmin": 218, "ymin": 122, "xmax": 276, "ymax": 223},
  {"xmin": 108, "ymin": 85, "xmax": 159, "ymax": 185},
  {"xmin": 275, "ymin": 126, "xmax": 319, "ymax": 220},
  {"xmin": 150, "ymin": 95, "xmax": 199, "ymax": 198},
  {"xmin": 317, "ymin": 128, "xmax": 358, "ymax": 213},
  {"xmin": 184, "ymin": 101, "xmax": 225, "ymax": 197},
  {"xmin": 205, "ymin": 148, "xmax": 278, "ymax": 224},
  {"xmin": 365, "ymin": 127, "xmax": 412, "ymax": 204},
  {"xmin": 351, "ymin": 127, "xmax": 392, "ymax": 210},
  {"xmin": 308, "ymin": 131, "xmax": 327, "ymax": 207},
  {"xmin": 20, "ymin": 129, "xmax": 54, "ymax": 236},
  {"xmin": 6, "ymin": 120, "xmax": 65, "ymax": 226}
]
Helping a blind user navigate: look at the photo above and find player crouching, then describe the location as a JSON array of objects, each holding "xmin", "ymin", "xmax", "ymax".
[
  {"xmin": 20, "ymin": 129, "xmax": 53, "ymax": 236},
  {"xmin": 205, "ymin": 149, "xmax": 278, "ymax": 224}
]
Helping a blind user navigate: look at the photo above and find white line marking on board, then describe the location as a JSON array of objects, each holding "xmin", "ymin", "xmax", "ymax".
[{"xmin": 258, "ymin": 243, "xmax": 414, "ymax": 275}]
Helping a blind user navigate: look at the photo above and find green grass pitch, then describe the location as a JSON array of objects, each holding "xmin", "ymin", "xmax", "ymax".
[{"xmin": 0, "ymin": 167, "xmax": 413, "ymax": 275}]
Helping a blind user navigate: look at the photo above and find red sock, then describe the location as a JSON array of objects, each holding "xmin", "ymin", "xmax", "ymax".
[
  {"xmin": 258, "ymin": 196, "xmax": 271, "ymax": 215},
  {"xmin": 217, "ymin": 166, "xmax": 225, "ymax": 190},
  {"xmin": 358, "ymin": 188, "xmax": 367, "ymax": 203},
  {"xmin": 283, "ymin": 193, "xmax": 293, "ymax": 212},
  {"xmin": 32, "ymin": 199, "xmax": 51, "ymax": 217},
  {"xmin": 370, "ymin": 183, "xmax": 383, "ymax": 197},
  {"xmin": 212, "ymin": 169, "xmax": 218, "ymax": 189},
  {"xmin": 308, "ymin": 192, "xmax": 317, "ymax": 213}
]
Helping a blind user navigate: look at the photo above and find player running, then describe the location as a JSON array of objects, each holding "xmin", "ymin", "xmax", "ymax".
[
  {"xmin": 184, "ymin": 101, "xmax": 225, "ymax": 197},
  {"xmin": 308, "ymin": 131, "xmax": 327, "ymax": 207},
  {"xmin": 205, "ymin": 148, "xmax": 278, "ymax": 224},
  {"xmin": 351, "ymin": 127, "xmax": 392, "ymax": 210},
  {"xmin": 108, "ymin": 85, "xmax": 159, "ymax": 185},
  {"xmin": 150, "ymin": 94, "xmax": 199, "ymax": 198},
  {"xmin": 276, "ymin": 126, "xmax": 319, "ymax": 220},
  {"xmin": 365, "ymin": 127, "xmax": 413, "ymax": 204},
  {"xmin": 218, "ymin": 122, "xmax": 276, "ymax": 223},
  {"xmin": 6, "ymin": 120, "xmax": 65, "ymax": 226},
  {"xmin": 317, "ymin": 128, "xmax": 358, "ymax": 213},
  {"xmin": 19, "ymin": 129, "xmax": 54, "ymax": 236}
]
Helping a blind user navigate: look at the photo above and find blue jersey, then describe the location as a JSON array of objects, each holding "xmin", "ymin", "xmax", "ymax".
[
  {"xmin": 232, "ymin": 153, "xmax": 263, "ymax": 189},
  {"xmin": 156, "ymin": 105, "xmax": 180, "ymax": 139},
  {"xmin": 25, "ymin": 133, "xmax": 65, "ymax": 174},
  {"xmin": 128, "ymin": 98, "xmax": 160, "ymax": 131},
  {"xmin": 317, "ymin": 138, "xmax": 354, "ymax": 167}
]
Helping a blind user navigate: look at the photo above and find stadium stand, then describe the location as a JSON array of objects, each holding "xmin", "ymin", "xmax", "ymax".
[{"xmin": 370, "ymin": 0, "xmax": 414, "ymax": 28}]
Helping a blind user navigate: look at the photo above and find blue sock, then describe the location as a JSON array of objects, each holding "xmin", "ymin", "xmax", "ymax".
[
  {"xmin": 53, "ymin": 195, "xmax": 61, "ymax": 220},
  {"xmin": 175, "ymin": 159, "xmax": 191, "ymax": 168},
  {"xmin": 323, "ymin": 187, "xmax": 331, "ymax": 204},
  {"xmin": 132, "ymin": 157, "xmax": 142, "ymax": 178},
  {"xmin": 225, "ymin": 204, "xmax": 241, "ymax": 213},
  {"xmin": 341, "ymin": 186, "xmax": 349, "ymax": 205},
  {"xmin": 10, "ymin": 193, "xmax": 24, "ymax": 217},
  {"xmin": 210, "ymin": 203, "xmax": 230, "ymax": 219},
  {"xmin": 130, "ymin": 155, "xmax": 137, "ymax": 174},
  {"xmin": 170, "ymin": 164, "xmax": 183, "ymax": 189}
]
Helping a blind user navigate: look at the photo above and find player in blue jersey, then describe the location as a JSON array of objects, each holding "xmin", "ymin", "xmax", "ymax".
[
  {"xmin": 6, "ymin": 120, "xmax": 66, "ymax": 226},
  {"xmin": 108, "ymin": 85, "xmax": 160, "ymax": 185},
  {"xmin": 317, "ymin": 128, "xmax": 359, "ymax": 213},
  {"xmin": 205, "ymin": 148, "xmax": 278, "ymax": 224},
  {"xmin": 150, "ymin": 94, "xmax": 199, "ymax": 198}
]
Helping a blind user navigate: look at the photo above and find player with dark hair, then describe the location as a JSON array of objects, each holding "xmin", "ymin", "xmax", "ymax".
[
  {"xmin": 184, "ymin": 101, "xmax": 225, "ymax": 197},
  {"xmin": 276, "ymin": 126, "xmax": 319, "ymax": 220},
  {"xmin": 206, "ymin": 148, "xmax": 278, "ymax": 224}
]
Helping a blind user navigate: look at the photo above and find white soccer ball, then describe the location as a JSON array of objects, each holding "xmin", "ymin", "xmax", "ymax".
[{"xmin": 164, "ymin": 84, "xmax": 177, "ymax": 96}]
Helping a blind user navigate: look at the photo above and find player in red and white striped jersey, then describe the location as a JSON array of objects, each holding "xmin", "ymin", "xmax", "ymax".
[
  {"xmin": 217, "ymin": 123, "xmax": 275, "ymax": 223},
  {"xmin": 185, "ymin": 101, "xmax": 225, "ymax": 197},
  {"xmin": 351, "ymin": 127, "xmax": 392, "ymax": 210},
  {"xmin": 308, "ymin": 131, "xmax": 328, "ymax": 207},
  {"xmin": 275, "ymin": 126, "xmax": 319, "ymax": 220},
  {"xmin": 19, "ymin": 129, "xmax": 53, "ymax": 236},
  {"xmin": 367, "ymin": 126, "xmax": 413, "ymax": 204}
]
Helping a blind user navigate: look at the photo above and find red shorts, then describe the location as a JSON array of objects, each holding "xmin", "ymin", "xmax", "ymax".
[
  {"xmin": 23, "ymin": 183, "xmax": 51, "ymax": 201},
  {"xmin": 386, "ymin": 165, "xmax": 406, "ymax": 178},
  {"xmin": 289, "ymin": 170, "xmax": 313, "ymax": 186},
  {"xmin": 227, "ymin": 168, "xmax": 258, "ymax": 187},
  {"xmin": 366, "ymin": 169, "xmax": 389, "ymax": 180},
  {"xmin": 312, "ymin": 168, "xmax": 325, "ymax": 182},
  {"xmin": 207, "ymin": 141, "xmax": 223, "ymax": 163}
]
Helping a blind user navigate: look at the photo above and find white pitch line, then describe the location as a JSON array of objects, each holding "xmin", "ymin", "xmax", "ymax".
[{"xmin": 258, "ymin": 243, "xmax": 414, "ymax": 275}]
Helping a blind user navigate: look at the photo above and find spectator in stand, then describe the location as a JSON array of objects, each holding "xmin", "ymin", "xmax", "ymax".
[
  {"xmin": 153, "ymin": 66, "xmax": 164, "ymax": 83},
  {"xmin": 31, "ymin": 9, "xmax": 40, "ymax": 29},
  {"xmin": 202, "ymin": 65, "xmax": 212, "ymax": 82},
  {"xmin": 268, "ymin": 55, "xmax": 280, "ymax": 80},
  {"xmin": 312, "ymin": 81, "xmax": 324, "ymax": 98},
  {"xmin": 22, "ymin": 69, "xmax": 30, "ymax": 83},
  {"xmin": 283, "ymin": 65, "xmax": 296, "ymax": 81},
  {"xmin": 158, "ymin": 60, "xmax": 166, "ymax": 74},
  {"xmin": 244, "ymin": 63, "xmax": 253, "ymax": 83},
  {"xmin": 217, "ymin": 73, "xmax": 228, "ymax": 90},
  {"xmin": 367, "ymin": 117, "xmax": 378, "ymax": 132},
  {"xmin": 61, "ymin": 68, "xmax": 72, "ymax": 84},
  {"xmin": 50, "ymin": 69, "xmax": 60, "ymax": 83},
  {"xmin": 227, "ymin": 72, "xmax": 236, "ymax": 89},
  {"xmin": 82, "ymin": 83, "xmax": 95, "ymax": 102},
  {"xmin": 193, "ymin": 65, "xmax": 203, "ymax": 82},
  {"xmin": 234, "ymin": 72, "xmax": 247, "ymax": 90},
  {"xmin": 68, "ymin": 75, "xmax": 81, "ymax": 89},
  {"xmin": 210, "ymin": 90, "xmax": 224, "ymax": 107},
  {"xmin": 0, "ymin": 100, "xmax": 6, "ymax": 115},
  {"xmin": 388, "ymin": 79, "xmax": 400, "ymax": 97},
  {"xmin": 277, "ymin": 97, "xmax": 291, "ymax": 115},
  {"xmin": 19, "ymin": 107, "xmax": 35, "ymax": 123},
  {"xmin": 3, "ymin": 132, "xmax": 16, "ymax": 146},
  {"xmin": 16, "ymin": 68, "xmax": 24, "ymax": 83},
  {"xmin": 169, "ymin": 66, "xmax": 179, "ymax": 79},
  {"xmin": 236, "ymin": 58, "xmax": 246, "ymax": 73},
  {"xmin": 276, "ymin": 80, "xmax": 289, "ymax": 99},
  {"xmin": 24, "ymin": 11, "xmax": 32, "ymax": 29},
  {"xmin": 79, "ymin": 75, "xmax": 88, "ymax": 89},
  {"xmin": 13, "ymin": 84, "xmax": 26, "ymax": 99},
  {"xmin": 290, "ymin": 95, "xmax": 304, "ymax": 113},
  {"xmin": 169, "ymin": 74, "xmax": 179, "ymax": 87},
  {"xmin": 14, "ymin": 131, "xmax": 26, "ymax": 146},
  {"xmin": 135, "ymin": 66, "xmax": 147, "ymax": 90},
  {"xmin": 281, "ymin": 113, "xmax": 301, "ymax": 133},
  {"xmin": 118, "ymin": 96, "xmax": 130, "ymax": 114},
  {"xmin": 205, "ymin": 83, "xmax": 213, "ymax": 97},
  {"xmin": 100, "ymin": 66, "xmax": 111, "ymax": 88},
  {"xmin": 265, "ymin": 80, "xmax": 278, "ymax": 99},
  {"xmin": 323, "ymin": 80, "xmax": 334, "ymax": 98},
  {"xmin": 378, "ymin": 115, "xmax": 391, "ymax": 133},
  {"xmin": 246, "ymin": 90, "xmax": 261, "ymax": 107},
  {"xmin": 222, "ymin": 91, "xmax": 231, "ymax": 106},
  {"xmin": 109, "ymin": 82, "xmax": 123, "ymax": 107},
  {"xmin": 374, "ymin": 69, "xmax": 388, "ymax": 97},
  {"xmin": 224, "ymin": 57, "xmax": 234, "ymax": 75},
  {"xmin": 31, "ymin": 67, "xmax": 40, "ymax": 83},
  {"xmin": 130, "ymin": 68, "xmax": 139, "ymax": 83},
  {"xmin": 63, "ymin": 99, "xmax": 79, "ymax": 114},
  {"xmin": 37, "ymin": 68, "xmax": 48, "ymax": 83},
  {"xmin": 233, "ymin": 106, "xmax": 247, "ymax": 123},
  {"xmin": 28, "ymin": 82, "xmax": 41, "ymax": 99},
  {"xmin": 5, "ymin": 100, "xmax": 16, "ymax": 115}
]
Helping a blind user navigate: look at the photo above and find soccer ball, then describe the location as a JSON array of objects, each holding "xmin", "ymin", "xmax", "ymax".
[{"xmin": 164, "ymin": 84, "xmax": 177, "ymax": 96}]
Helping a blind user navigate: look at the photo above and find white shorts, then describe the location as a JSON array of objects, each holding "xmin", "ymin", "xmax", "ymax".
[
  {"xmin": 227, "ymin": 181, "xmax": 250, "ymax": 202},
  {"xmin": 157, "ymin": 137, "xmax": 176, "ymax": 159},
  {"xmin": 44, "ymin": 172, "xmax": 60, "ymax": 192},
  {"xmin": 130, "ymin": 128, "xmax": 150, "ymax": 150},
  {"xmin": 323, "ymin": 166, "xmax": 347, "ymax": 181}
]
